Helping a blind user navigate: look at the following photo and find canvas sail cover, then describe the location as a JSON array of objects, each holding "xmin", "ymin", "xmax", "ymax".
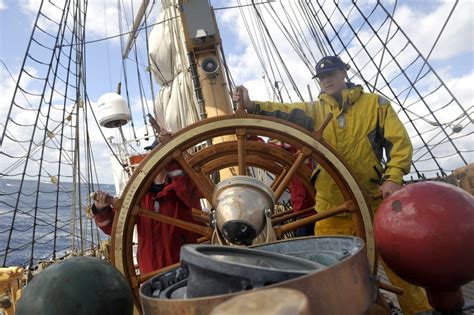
[{"xmin": 148, "ymin": 0, "xmax": 200, "ymax": 132}]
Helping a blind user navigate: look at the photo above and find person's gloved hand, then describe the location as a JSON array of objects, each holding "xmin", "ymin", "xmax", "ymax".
[
  {"xmin": 380, "ymin": 181, "xmax": 402, "ymax": 198},
  {"xmin": 94, "ymin": 190, "xmax": 112, "ymax": 210},
  {"xmin": 232, "ymin": 85, "xmax": 255, "ymax": 112}
]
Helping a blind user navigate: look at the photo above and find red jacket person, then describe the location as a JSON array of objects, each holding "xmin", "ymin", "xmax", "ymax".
[{"xmin": 92, "ymin": 161, "xmax": 201, "ymax": 274}]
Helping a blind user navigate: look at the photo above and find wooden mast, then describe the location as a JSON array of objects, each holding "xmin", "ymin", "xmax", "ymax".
[
  {"xmin": 178, "ymin": 1, "xmax": 236, "ymax": 178},
  {"xmin": 178, "ymin": 1, "xmax": 233, "ymax": 118}
]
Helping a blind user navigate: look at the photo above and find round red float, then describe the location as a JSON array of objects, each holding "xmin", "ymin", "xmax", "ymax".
[{"xmin": 375, "ymin": 181, "xmax": 474, "ymax": 289}]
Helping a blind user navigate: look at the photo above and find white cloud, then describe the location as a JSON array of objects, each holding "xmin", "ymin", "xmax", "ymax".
[
  {"xmin": 217, "ymin": 2, "xmax": 324, "ymax": 101},
  {"xmin": 0, "ymin": 66, "xmax": 15, "ymax": 118},
  {"xmin": 85, "ymin": 0, "xmax": 161, "ymax": 46},
  {"xmin": 1, "ymin": 66, "xmax": 118, "ymax": 185},
  {"xmin": 18, "ymin": 0, "xmax": 160, "ymax": 47},
  {"xmin": 0, "ymin": 0, "xmax": 6, "ymax": 11},
  {"xmin": 394, "ymin": 1, "xmax": 474, "ymax": 60},
  {"xmin": 85, "ymin": 2, "xmax": 121, "ymax": 40},
  {"xmin": 19, "ymin": 0, "xmax": 64, "ymax": 33},
  {"xmin": 19, "ymin": 0, "xmax": 117, "ymax": 40}
]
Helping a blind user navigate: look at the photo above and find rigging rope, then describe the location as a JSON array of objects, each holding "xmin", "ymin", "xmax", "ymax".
[
  {"xmin": 117, "ymin": 0, "xmax": 138, "ymax": 141},
  {"xmin": 0, "ymin": 0, "xmax": 106, "ymax": 267}
]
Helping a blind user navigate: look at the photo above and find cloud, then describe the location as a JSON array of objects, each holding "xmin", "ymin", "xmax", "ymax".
[
  {"xmin": 18, "ymin": 0, "xmax": 161, "ymax": 47},
  {"xmin": 18, "ymin": 0, "xmax": 118, "ymax": 40},
  {"xmin": 85, "ymin": 1, "xmax": 161, "ymax": 46},
  {"xmin": 19, "ymin": 1, "xmax": 64, "ymax": 32},
  {"xmin": 0, "ymin": 0, "xmax": 6, "ymax": 11},
  {"xmin": 394, "ymin": 1, "xmax": 474, "ymax": 61},
  {"xmin": 0, "ymin": 65, "xmax": 15, "ymax": 118},
  {"xmin": 85, "ymin": 2, "xmax": 121, "ymax": 41},
  {"xmin": 0, "ymin": 65, "xmax": 118, "ymax": 185},
  {"xmin": 217, "ymin": 1, "xmax": 325, "ymax": 101}
]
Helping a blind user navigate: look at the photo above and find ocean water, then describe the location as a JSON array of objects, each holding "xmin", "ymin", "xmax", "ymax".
[{"xmin": 0, "ymin": 178, "xmax": 114, "ymax": 267}]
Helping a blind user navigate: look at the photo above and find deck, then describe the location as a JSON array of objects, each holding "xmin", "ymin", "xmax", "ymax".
[{"xmin": 378, "ymin": 266, "xmax": 474, "ymax": 314}]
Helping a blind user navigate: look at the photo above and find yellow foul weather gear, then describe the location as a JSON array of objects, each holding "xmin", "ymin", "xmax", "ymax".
[{"xmin": 253, "ymin": 84, "xmax": 431, "ymax": 314}]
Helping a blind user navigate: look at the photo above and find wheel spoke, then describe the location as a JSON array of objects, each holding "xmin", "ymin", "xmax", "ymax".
[
  {"xmin": 271, "ymin": 207, "xmax": 315, "ymax": 225},
  {"xmin": 192, "ymin": 208, "xmax": 210, "ymax": 224},
  {"xmin": 271, "ymin": 168, "xmax": 288, "ymax": 190},
  {"xmin": 134, "ymin": 205, "xmax": 213, "ymax": 237},
  {"xmin": 270, "ymin": 207, "xmax": 293, "ymax": 219},
  {"xmin": 313, "ymin": 113, "xmax": 333, "ymax": 140},
  {"xmin": 236, "ymin": 128, "xmax": 247, "ymax": 175},
  {"xmin": 273, "ymin": 149, "xmax": 310, "ymax": 200},
  {"xmin": 273, "ymin": 200, "xmax": 355, "ymax": 238},
  {"xmin": 173, "ymin": 150, "xmax": 215, "ymax": 203}
]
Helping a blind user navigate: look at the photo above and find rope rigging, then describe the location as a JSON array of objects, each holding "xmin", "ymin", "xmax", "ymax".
[
  {"xmin": 305, "ymin": 0, "xmax": 469, "ymax": 177},
  {"xmin": 117, "ymin": 0, "xmax": 138, "ymax": 141},
  {"xmin": 226, "ymin": 0, "xmax": 471, "ymax": 181},
  {"xmin": 0, "ymin": 0, "xmax": 106, "ymax": 267}
]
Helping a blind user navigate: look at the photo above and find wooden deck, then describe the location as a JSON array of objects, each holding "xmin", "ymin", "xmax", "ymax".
[{"xmin": 378, "ymin": 266, "xmax": 474, "ymax": 314}]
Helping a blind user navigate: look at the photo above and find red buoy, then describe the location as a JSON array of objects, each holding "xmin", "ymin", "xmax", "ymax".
[{"xmin": 374, "ymin": 181, "xmax": 474, "ymax": 311}]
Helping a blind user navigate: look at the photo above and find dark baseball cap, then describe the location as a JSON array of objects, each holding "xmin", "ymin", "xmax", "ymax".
[{"xmin": 313, "ymin": 56, "xmax": 350, "ymax": 78}]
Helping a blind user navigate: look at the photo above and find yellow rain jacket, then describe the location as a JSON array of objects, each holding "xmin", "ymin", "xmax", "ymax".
[
  {"xmin": 254, "ymin": 85, "xmax": 412, "ymax": 207},
  {"xmin": 254, "ymin": 84, "xmax": 431, "ymax": 314}
]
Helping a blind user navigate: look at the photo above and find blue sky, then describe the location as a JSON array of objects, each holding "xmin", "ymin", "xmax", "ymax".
[{"xmin": 1, "ymin": 0, "xmax": 472, "ymax": 185}]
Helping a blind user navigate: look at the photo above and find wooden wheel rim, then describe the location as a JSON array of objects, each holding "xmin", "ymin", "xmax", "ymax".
[{"xmin": 111, "ymin": 114, "xmax": 375, "ymax": 306}]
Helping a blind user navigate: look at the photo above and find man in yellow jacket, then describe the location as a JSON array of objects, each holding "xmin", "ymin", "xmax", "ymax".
[{"xmin": 233, "ymin": 56, "xmax": 432, "ymax": 315}]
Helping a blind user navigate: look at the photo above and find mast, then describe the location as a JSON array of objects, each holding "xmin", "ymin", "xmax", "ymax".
[
  {"xmin": 177, "ymin": 1, "xmax": 236, "ymax": 180},
  {"xmin": 148, "ymin": 1, "xmax": 236, "ymax": 178},
  {"xmin": 178, "ymin": 1, "xmax": 234, "ymax": 119}
]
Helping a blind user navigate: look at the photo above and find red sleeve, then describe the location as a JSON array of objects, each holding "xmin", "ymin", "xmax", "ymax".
[
  {"xmin": 169, "ymin": 174, "xmax": 202, "ymax": 210},
  {"xmin": 289, "ymin": 177, "xmax": 315, "ymax": 212},
  {"xmin": 93, "ymin": 205, "xmax": 115, "ymax": 235}
]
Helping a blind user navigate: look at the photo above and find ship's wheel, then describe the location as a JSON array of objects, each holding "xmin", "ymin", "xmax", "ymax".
[{"xmin": 111, "ymin": 112, "xmax": 376, "ymax": 309}]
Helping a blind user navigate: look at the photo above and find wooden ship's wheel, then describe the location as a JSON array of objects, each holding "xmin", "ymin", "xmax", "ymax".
[{"xmin": 111, "ymin": 112, "xmax": 377, "ymax": 308}]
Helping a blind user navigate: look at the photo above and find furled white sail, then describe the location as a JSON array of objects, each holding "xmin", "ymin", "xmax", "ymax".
[
  {"xmin": 154, "ymin": 72, "xmax": 199, "ymax": 131},
  {"xmin": 148, "ymin": 0, "xmax": 200, "ymax": 132}
]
